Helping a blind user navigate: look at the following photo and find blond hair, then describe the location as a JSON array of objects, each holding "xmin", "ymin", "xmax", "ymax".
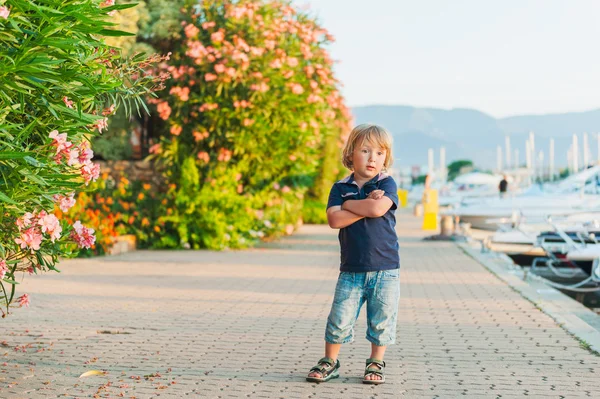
[{"xmin": 342, "ymin": 124, "xmax": 393, "ymax": 171}]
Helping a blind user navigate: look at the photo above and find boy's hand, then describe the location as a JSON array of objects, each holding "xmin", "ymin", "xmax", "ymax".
[{"xmin": 367, "ymin": 190, "xmax": 385, "ymax": 200}]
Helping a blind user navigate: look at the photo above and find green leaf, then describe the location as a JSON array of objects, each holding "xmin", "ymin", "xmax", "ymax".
[
  {"xmin": 98, "ymin": 29, "xmax": 136, "ymax": 37},
  {"xmin": 0, "ymin": 191, "xmax": 16, "ymax": 204}
]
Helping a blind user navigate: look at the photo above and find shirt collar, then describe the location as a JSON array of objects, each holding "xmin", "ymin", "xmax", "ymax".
[{"xmin": 338, "ymin": 172, "xmax": 388, "ymax": 186}]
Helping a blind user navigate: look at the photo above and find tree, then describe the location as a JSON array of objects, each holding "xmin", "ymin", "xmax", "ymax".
[
  {"xmin": 447, "ymin": 160, "xmax": 474, "ymax": 181},
  {"xmin": 0, "ymin": 0, "xmax": 166, "ymax": 315},
  {"xmin": 143, "ymin": 0, "xmax": 351, "ymax": 249}
]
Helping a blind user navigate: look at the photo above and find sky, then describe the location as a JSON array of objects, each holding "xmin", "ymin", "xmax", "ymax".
[{"xmin": 296, "ymin": 0, "xmax": 600, "ymax": 118}]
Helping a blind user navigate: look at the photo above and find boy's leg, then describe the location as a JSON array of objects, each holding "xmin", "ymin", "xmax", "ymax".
[
  {"xmin": 365, "ymin": 269, "xmax": 400, "ymax": 381},
  {"xmin": 307, "ymin": 342, "xmax": 342, "ymax": 379},
  {"xmin": 308, "ymin": 272, "xmax": 364, "ymax": 379},
  {"xmin": 365, "ymin": 344, "xmax": 387, "ymax": 381}
]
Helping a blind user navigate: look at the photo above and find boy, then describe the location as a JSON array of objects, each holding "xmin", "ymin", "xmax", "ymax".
[{"xmin": 307, "ymin": 124, "xmax": 400, "ymax": 385}]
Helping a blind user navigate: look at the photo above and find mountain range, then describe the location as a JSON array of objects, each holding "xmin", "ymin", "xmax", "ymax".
[{"xmin": 351, "ymin": 105, "xmax": 600, "ymax": 169}]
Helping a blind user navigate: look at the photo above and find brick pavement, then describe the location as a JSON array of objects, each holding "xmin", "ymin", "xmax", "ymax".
[{"xmin": 0, "ymin": 211, "xmax": 599, "ymax": 398}]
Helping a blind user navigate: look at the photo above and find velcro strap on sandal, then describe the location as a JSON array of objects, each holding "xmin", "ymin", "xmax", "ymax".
[
  {"xmin": 365, "ymin": 358, "xmax": 385, "ymax": 368},
  {"xmin": 318, "ymin": 357, "xmax": 335, "ymax": 367}
]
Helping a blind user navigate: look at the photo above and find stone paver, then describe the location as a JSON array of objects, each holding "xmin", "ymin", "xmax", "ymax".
[{"xmin": 0, "ymin": 210, "xmax": 599, "ymax": 398}]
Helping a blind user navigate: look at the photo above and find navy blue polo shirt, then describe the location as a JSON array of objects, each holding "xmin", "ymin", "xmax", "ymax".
[{"xmin": 326, "ymin": 173, "xmax": 400, "ymax": 272}]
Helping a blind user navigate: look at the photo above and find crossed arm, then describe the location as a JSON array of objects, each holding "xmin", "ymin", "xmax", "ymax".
[{"xmin": 326, "ymin": 190, "xmax": 393, "ymax": 229}]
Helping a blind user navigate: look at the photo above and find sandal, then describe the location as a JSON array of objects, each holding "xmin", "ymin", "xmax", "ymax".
[
  {"xmin": 363, "ymin": 358, "xmax": 385, "ymax": 385},
  {"xmin": 306, "ymin": 357, "xmax": 340, "ymax": 383}
]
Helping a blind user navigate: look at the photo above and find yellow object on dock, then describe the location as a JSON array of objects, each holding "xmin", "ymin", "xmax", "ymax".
[
  {"xmin": 422, "ymin": 188, "xmax": 438, "ymax": 230},
  {"xmin": 397, "ymin": 189, "xmax": 408, "ymax": 208}
]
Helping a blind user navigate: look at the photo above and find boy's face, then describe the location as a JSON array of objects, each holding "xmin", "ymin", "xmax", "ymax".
[{"xmin": 352, "ymin": 139, "xmax": 387, "ymax": 180}]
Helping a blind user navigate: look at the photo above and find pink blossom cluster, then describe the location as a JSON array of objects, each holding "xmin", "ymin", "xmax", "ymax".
[
  {"xmin": 170, "ymin": 86, "xmax": 190, "ymax": 101},
  {"xmin": 199, "ymin": 103, "xmax": 218, "ymax": 112},
  {"xmin": 49, "ymin": 130, "xmax": 100, "ymax": 185},
  {"xmin": 53, "ymin": 193, "xmax": 76, "ymax": 212},
  {"xmin": 14, "ymin": 210, "xmax": 62, "ymax": 252},
  {"xmin": 0, "ymin": 259, "xmax": 8, "ymax": 280},
  {"xmin": 0, "ymin": 6, "xmax": 10, "ymax": 20},
  {"xmin": 193, "ymin": 130, "xmax": 209, "ymax": 142},
  {"xmin": 70, "ymin": 221, "xmax": 96, "ymax": 249},
  {"xmin": 217, "ymin": 148, "xmax": 232, "ymax": 162}
]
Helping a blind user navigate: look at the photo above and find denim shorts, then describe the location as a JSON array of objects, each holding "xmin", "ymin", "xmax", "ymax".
[{"xmin": 325, "ymin": 269, "xmax": 400, "ymax": 346}]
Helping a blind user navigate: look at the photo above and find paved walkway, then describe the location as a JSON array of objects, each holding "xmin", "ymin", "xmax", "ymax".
[{"xmin": 1, "ymin": 211, "xmax": 599, "ymax": 398}]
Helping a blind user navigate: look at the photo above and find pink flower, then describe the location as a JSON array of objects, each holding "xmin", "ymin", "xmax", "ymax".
[
  {"xmin": 16, "ymin": 212, "xmax": 34, "ymax": 230},
  {"xmin": 214, "ymin": 63, "xmax": 226, "ymax": 73},
  {"xmin": 77, "ymin": 141, "xmax": 94, "ymax": 164},
  {"xmin": 199, "ymin": 103, "xmax": 218, "ymax": 112},
  {"xmin": 0, "ymin": 259, "xmax": 8, "ymax": 280},
  {"xmin": 217, "ymin": 148, "xmax": 232, "ymax": 162},
  {"xmin": 53, "ymin": 193, "xmax": 76, "ymax": 212},
  {"xmin": 15, "ymin": 228, "xmax": 43, "ymax": 252},
  {"xmin": 70, "ymin": 221, "xmax": 96, "ymax": 249},
  {"xmin": 250, "ymin": 47, "xmax": 265, "ymax": 57},
  {"xmin": 269, "ymin": 59, "xmax": 283, "ymax": 69},
  {"xmin": 250, "ymin": 82, "xmax": 269, "ymax": 93},
  {"xmin": 202, "ymin": 21, "xmax": 216, "ymax": 30},
  {"xmin": 273, "ymin": 182, "xmax": 280, "ymax": 190},
  {"xmin": 290, "ymin": 83, "xmax": 304, "ymax": 95},
  {"xmin": 149, "ymin": 143, "xmax": 162, "ymax": 154},
  {"xmin": 307, "ymin": 94, "xmax": 322, "ymax": 104},
  {"xmin": 170, "ymin": 125, "xmax": 182, "ymax": 136},
  {"xmin": 226, "ymin": 67, "xmax": 236, "ymax": 77},
  {"xmin": 102, "ymin": 104, "xmax": 116, "ymax": 116},
  {"xmin": 282, "ymin": 186, "xmax": 291, "ymax": 193},
  {"xmin": 184, "ymin": 24, "xmax": 200, "ymax": 38},
  {"xmin": 95, "ymin": 118, "xmax": 108, "ymax": 133},
  {"xmin": 197, "ymin": 151, "xmax": 210, "ymax": 163},
  {"xmin": 81, "ymin": 162, "xmax": 100, "ymax": 185},
  {"xmin": 193, "ymin": 131, "xmax": 209, "ymax": 142},
  {"xmin": 204, "ymin": 73, "xmax": 217, "ymax": 82},
  {"xmin": 17, "ymin": 294, "xmax": 30, "ymax": 308},
  {"xmin": 265, "ymin": 40, "xmax": 276, "ymax": 50},
  {"xmin": 67, "ymin": 148, "xmax": 80, "ymax": 166},
  {"xmin": 287, "ymin": 57, "xmax": 299, "ymax": 67},
  {"xmin": 62, "ymin": 97, "xmax": 74, "ymax": 108},
  {"xmin": 49, "ymin": 130, "xmax": 68, "ymax": 147},
  {"xmin": 242, "ymin": 118, "xmax": 254, "ymax": 127},
  {"xmin": 283, "ymin": 70, "xmax": 294, "ymax": 79},
  {"xmin": 157, "ymin": 101, "xmax": 171, "ymax": 120},
  {"xmin": 255, "ymin": 210, "xmax": 264, "ymax": 219},
  {"xmin": 289, "ymin": 155, "xmax": 297, "ymax": 161},
  {"xmin": 39, "ymin": 213, "xmax": 62, "ymax": 242},
  {"xmin": 211, "ymin": 29, "xmax": 225, "ymax": 43},
  {"xmin": 100, "ymin": 0, "xmax": 115, "ymax": 7},
  {"xmin": 0, "ymin": 6, "xmax": 10, "ymax": 19}
]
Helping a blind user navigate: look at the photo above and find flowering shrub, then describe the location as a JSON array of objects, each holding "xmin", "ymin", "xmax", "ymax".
[
  {"xmin": 146, "ymin": 0, "xmax": 351, "ymax": 249},
  {"xmin": 0, "ymin": 0, "xmax": 167, "ymax": 315}
]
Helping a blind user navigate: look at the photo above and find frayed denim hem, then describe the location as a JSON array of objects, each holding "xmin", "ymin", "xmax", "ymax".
[
  {"xmin": 325, "ymin": 336, "xmax": 354, "ymax": 345},
  {"xmin": 366, "ymin": 334, "xmax": 395, "ymax": 347}
]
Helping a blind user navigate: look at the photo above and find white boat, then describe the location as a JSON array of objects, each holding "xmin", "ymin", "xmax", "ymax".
[{"xmin": 445, "ymin": 166, "xmax": 600, "ymax": 230}]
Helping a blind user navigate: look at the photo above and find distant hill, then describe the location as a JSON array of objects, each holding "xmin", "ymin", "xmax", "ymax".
[{"xmin": 351, "ymin": 105, "xmax": 600, "ymax": 168}]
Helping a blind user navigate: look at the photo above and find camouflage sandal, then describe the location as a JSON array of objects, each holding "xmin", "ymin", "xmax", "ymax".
[
  {"xmin": 363, "ymin": 358, "xmax": 385, "ymax": 385},
  {"xmin": 306, "ymin": 357, "xmax": 340, "ymax": 383}
]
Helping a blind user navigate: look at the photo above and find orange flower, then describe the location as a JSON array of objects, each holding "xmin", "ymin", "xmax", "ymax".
[
  {"xmin": 106, "ymin": 197, "xmax": 114, "ymax": 205},
  {"xmin": 154, "ymin": 226, "xmax": 161, "ymax": 233},
  {"xmin": 141, "ymin": 218, "xmax": 150, "ymax": 227},
  {"xmin": 138, "ymin": 193, "xmax": 145, "ymax": 201},
  {"xmin": 143, "ymin": 183, "xmax": 151, "ymax": 191}
]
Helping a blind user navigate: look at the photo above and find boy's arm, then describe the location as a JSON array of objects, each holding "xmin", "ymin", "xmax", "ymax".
[
  {"xmin": 326, "ymin": 206, "xmax": 364, "ymax": 229},
  {"xmin": 341, "ymin": 197, "xmax": 393, "ymax": 218}
]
